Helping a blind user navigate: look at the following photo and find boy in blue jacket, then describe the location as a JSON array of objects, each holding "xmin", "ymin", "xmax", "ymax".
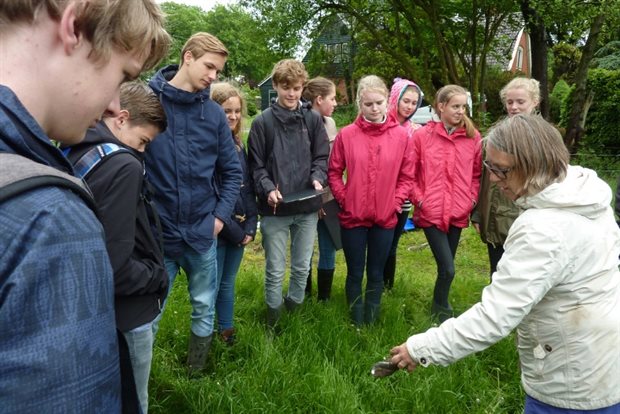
[
  {"xmin": 146, "ymin": 32, "xmax": 242, "ymax": 374},
  {"xmin": 0, "ymin": 1, "xmax": 169, "ymax": 412}
]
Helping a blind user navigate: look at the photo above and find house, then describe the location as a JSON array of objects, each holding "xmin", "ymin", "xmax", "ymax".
[
  {"xmin": 258, "ymin": 14, "xmax": 355, "ymax": 111},
  {"xmin": 487, "ymin": 15, "xmax": 532, "ymax": 76}
]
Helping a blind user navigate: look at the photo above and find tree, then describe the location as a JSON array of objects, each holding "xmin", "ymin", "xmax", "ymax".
[
  {"xmin": 244, "ymin": 0, "xmax": 521, "ymax": 121},
  {"xmin": 159, "ymin": 2, "xmax": 284, "ymax": 86}
]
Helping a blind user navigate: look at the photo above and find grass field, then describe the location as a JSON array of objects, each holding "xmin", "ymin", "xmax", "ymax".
[{"xmin": 149, "ymin": 226, "xmax": 525, "ymax": 413}]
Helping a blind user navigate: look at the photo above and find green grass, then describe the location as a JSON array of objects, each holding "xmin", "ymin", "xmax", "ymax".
[{"xmin": 149, "ymin": 226, "xmax": 525, "ymax": 413}]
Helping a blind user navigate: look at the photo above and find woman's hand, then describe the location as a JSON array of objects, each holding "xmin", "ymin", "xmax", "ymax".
[{"xmin": 389, "ymin": 343, "xmax": 418, "ymax": 373}]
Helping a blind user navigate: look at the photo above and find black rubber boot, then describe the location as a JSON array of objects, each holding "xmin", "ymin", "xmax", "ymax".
[
  {"xmin": 383, "ymin": 255, "xmax": 397, "ymax": 290},
  {"xmin": 305, "ymin": 269, "xmax": 312, "ymax": 296},
  {"xmin": 187, "ymin": 332, "xmax": 213, "ymax": 374},
  {"xmin": 266, "ymin": 304, "xmax": 283, "ymax": 330},
  {"xmin": 284, "ymin": 296, "xmax": 301, "ymax": 313},
  {"xmin": 317, "ymin": 268, "xmax": 334, "ymax": 301}
]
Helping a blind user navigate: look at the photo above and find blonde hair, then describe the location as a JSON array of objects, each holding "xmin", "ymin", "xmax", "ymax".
[
  {"xmin": 435, "ymin": 85, "xmax": 476, "ymax": 138},
  {"xmin": 500, "ymin": 77, "xmax": 541, "ymax": 106},
  {"xmin": 0, "ymin": 0, "xmax": 171, "ymax": 73},
  {"xmin": 117, "ymin": 81, "xmax": 166, "ymax": 132},
  {"xmin": 302, "ymin": 76, "xmax": 336, "ymax": 105},
  {"xmin": 180, "ymin": 32, "xmax": 228, "ymax": 65},
  {"xmin": 271, "ymin": 59, "xmax": 308, "ymax": 87},
  {"xmin": 355, "ymin": 75, "xmax": 388, "ymax": 112},
  {"xmin": 485, "ymin": 114, "xmax": 569, "ymax": 197},
  {"xmin": 210, "ymin": 82, "xmax": 246, "ymax": 141}
]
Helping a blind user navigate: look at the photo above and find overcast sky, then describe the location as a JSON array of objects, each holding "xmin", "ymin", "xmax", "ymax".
[{"xmin": 157, "ymin": 0, "xmax": 237, "ymax": 12}]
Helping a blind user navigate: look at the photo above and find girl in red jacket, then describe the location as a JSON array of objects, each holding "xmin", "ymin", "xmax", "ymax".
[
  {"xmin": 328, "ymin": 75, "xmax": 414, "ymax": 326},
  {"xmin": 411, "ymin": 85, "xmax": 482, "ymax": 322}
]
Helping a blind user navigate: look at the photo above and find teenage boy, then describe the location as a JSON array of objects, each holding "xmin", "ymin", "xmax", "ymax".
[
  {"xmin": 248, "ymin": 59, "xmax": 329, "ymax": 328},
  {"xmin": 0, "ymin": 1, "xmax": 169, "ymax": 412},
  {"xmin": 65, "ymin": 81, "xmax": 168, "ymax": 414},
  {"xmin": 146, "ymin": 32, "xmax": 242, "ymax": 373}
]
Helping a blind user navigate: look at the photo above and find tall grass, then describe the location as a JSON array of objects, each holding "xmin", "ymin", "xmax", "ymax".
[{"xmin": 149, "ymin": 227, "xmax": 524, "ymax": 413}]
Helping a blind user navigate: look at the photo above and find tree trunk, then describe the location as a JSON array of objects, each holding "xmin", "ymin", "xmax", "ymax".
[
  {"xmin": 564, "ymin": 13, "xmax": 606, "ymax": 153},
  {"xmin": 520, "ymin": 0, "xmax": 549, "ymax": 119}
]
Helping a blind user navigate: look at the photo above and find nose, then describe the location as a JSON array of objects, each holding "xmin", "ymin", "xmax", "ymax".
[
  {"xmin": 103, "ymin": 93, "xmax": 121, "ymax": 118},
  {"xmin": 207, "ymin": 69, "xmax": 218, "ymax": 81}
]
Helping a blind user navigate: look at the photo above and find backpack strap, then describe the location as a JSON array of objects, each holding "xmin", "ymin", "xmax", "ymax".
[
  {"xmin": 72, "ymin": 143, "xmax": 132, "ymax": 179},
  {"xmin": 0, "ymin": 153, "xmax": 97, "ymax": 212}
]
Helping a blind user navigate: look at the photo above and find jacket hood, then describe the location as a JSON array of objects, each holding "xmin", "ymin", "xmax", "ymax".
[
  {"xmin": 271, "ymin": 100, "xmax": 308, "ymax": 125},
  {"xmin": 354, "ymin": 111, "xmax": 400, "ymax": 136},
  {"xmin": 0, "ymin": 85, "xmax": 74, "ymax": 173},
  {"xmin": 388, "ymin": 78, "xmax": 423, "ymax": 124},
  {"xmin": 516, "ymin": 165, "xmax": 612, "ymax": 220},
  {"xmin": 148, "ymin": 64, "xmax": 211, "ymax": 105}
]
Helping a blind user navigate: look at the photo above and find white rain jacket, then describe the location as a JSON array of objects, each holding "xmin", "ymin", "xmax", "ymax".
[{"xmin": 406, "ymin": 166, "xmax": 620, "ymax": 410}]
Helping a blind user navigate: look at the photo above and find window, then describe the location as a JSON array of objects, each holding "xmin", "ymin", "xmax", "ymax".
[{"xmin": 516, "ymin": 46, "xmax": 524, "ymax": 71}]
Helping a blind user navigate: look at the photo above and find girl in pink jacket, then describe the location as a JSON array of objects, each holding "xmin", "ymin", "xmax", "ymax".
[
  {"xmin": 383, "ymin": 77, "xmax": 424, "ymax": 291},
  {"xmin": 411, "ymin": 85, "xmax": 482, "ymax": 322},
  {"xmin": 328, "ymin": 75, "xmax": 414, "ymax": 326}
]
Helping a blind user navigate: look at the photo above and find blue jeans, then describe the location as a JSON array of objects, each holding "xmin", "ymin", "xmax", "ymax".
[
  {"xmin": 153, "ymin": 243, "xmax": 218, "ymax": 338},
  {"xmin": 216, "ymin": 242, "xmax": 245, "ymax": 331},
  {"xmin": 317, "ymin": 218, "xmax": 336, "ymax": 269},
  {"xmin": 525, "ymin": 395, "xmax": 620, "ymax": 413},
  {"xmin": 341, "ymin": 225, "xmax": 394, "ymax": 308},
  {"xmin": 261, "ymin": 213, "xmax": 318, "ymax": 308},
  {"xmin": 123, "ymin": 323, "xmax": 153, "ymax": 414}
]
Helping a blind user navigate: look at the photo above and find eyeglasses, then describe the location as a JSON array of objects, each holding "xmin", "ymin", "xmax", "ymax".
[{"xmin": 483, "ymin": 160, "xmax": 512, "ymax": 180}]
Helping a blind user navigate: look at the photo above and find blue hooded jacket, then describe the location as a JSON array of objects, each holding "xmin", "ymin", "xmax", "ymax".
[
  {"xmin": 0, "ymin": 85, "xmax": 121, "ymax": 412},
  {"xmin": 146, "ymin": 65, "xmax": 242, "ymax": 256}
]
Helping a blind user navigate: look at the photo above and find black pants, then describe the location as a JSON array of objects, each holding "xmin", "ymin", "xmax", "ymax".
[
  {"xmin": 486, "ymin": 242, "xmax": 505, "ymax": 279},
  {"xmin": 422, "ymin": 226, "xmax": 462, "ymax": 307}
]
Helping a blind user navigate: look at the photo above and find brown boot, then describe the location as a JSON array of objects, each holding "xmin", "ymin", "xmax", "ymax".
[
  {"xmin": 187, "ymin": 332, "xmax": 213, "ymax": 374},
  {"xmin": 219, "ymin": 328, "xmax": 236, "ymax": 347}
]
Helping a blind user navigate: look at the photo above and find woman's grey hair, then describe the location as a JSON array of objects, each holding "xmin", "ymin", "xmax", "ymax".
[{"xmin": 485, "ymin": 114, "xmax": 569, "ymax": 197}]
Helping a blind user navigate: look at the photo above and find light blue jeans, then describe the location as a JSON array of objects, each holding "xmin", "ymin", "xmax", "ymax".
[
  {"xmin": 153, "ymin": 243, "xmax": 218, "ymax": 338},
  {"xmin": 261, "ymin": 213, "xmax": 318, "ymax": 308},
  {"xmin": 216, "ymin": 242, "xmax": 245, "ymax": 331},
  {"xmin": 123, "ymin": 323, "xmax": 153, "ymax": 414}
]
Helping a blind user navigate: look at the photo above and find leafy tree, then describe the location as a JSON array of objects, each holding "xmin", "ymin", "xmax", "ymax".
[{"xmin": 159, "ymin": 2, "xmax": 283, "ymax": 86}]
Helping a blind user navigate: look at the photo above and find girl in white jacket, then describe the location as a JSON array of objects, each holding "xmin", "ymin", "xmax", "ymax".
[{"xmin": 389, "ymin": 114, "xmax": 620, "ymax": 413}]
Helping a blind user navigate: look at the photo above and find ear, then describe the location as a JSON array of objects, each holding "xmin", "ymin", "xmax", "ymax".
[
  {"xmin": 58, "ymin": 2, "xmax": 81, "ymax": 55},
  {"xmin": 112, "ymin": 110, "xmax": 131, "ymax": 129},
  {"xmin": 183, "ymin": 51, "xmax": 194, "ymax": 65},
  {"xmin": 437, "ymin": 102, "xmax": 445, "ymax": 114},
  {"xmin": 315, "ymin": 95, "xmax": 324, "ymax": 106}
]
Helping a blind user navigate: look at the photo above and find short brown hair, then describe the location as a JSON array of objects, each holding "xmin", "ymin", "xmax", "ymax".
[
  {"xmin": 180, "ymin": 32, "xmax": 228, "ymax": 64},
  {"xmin": 302, "ymin": 76, "xmax": 336, "ymax": 104},
  {"xmin": 119, "ymin": 81, "xmax": 166, "ymax": 132},
  {"xmin": 485, "ymin": 114, "xmax": 569, "ymax": 197},
  {"xmin": 271, "ymin": 59, "xmax": 308, "ymax": 87},
  {"xmin": 0, "ymin": 0, "xmax": 170, "ymax": 73},
  {"xmin": 210, "ymin": 82, "xmax": 246, "ymax": 140}
]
